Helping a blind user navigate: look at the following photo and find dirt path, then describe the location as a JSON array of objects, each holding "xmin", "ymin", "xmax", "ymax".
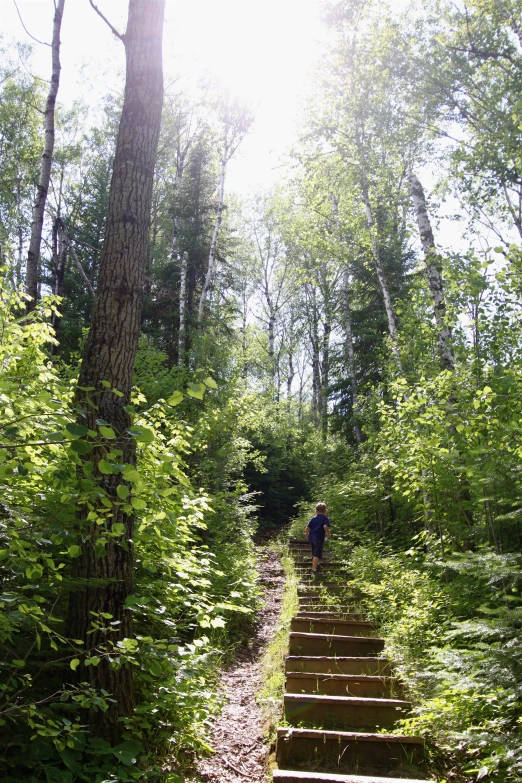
[{"xmin": 194, "ymin": 545, "xmax": 285, "ymax": 783}]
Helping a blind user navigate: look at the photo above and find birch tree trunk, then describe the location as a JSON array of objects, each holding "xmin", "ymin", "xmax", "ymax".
[
  {"xmin": 355, "ymin": 130, "xmax": 403, "ymax": 371},
  {"xmin": 331, "ymin": 194, "xmax": 364, "ymax": 444},
  {"xmin": 309, "ymin": 289, "xmax": 320, "ymax": 428},
  {"xmin": 25, "ymin": 0, "xmax": 65, "ymax": 312},
  {"xmin": 50, "ymin": 218, "xmax": 69, "ymax": 353},
  {"xmin": 197, "ymin": 153, "xmax": 226, "ymax": 325},
  {"xmin": 342, "ymin": 267, "xmax": 363, "ymax": 444},
  {"xmin": 178, "ymin": 251, "xmax": 188, "ymax": 365},
  {"xmin": 66, "ymin": 0, "xmax": 165, "ymax": 742},
  {"xmin": 320, "ymin": 320, "xmax": 331, "ymax": 440},
  {"xmin": 409, "ymin": 174, "xmax": 455, "ymax": 372}
]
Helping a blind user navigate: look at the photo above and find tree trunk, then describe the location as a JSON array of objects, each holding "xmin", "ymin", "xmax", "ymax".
[
  {"xmin": 331, "ymin": 194, "xmax": 363, "ymax": 444},
  {"xmin": 51, "ymin": 218, "xmax": 69, "ymax": 353},
  {"xmin": 409, "ymin": 174, "xmax": 455, "ymax": 372},
  {"xmin": 198, "ymin": 152, "xmax": 226, "ymax": 325},
  {"xmin": 310, "ymin": 291, "xmax": 320, "ymax": 428},
  {"xmin": 341, "ymin": 268, "xmax": 363, "ymax": 444},
  {"xmin": 66, "ymin": 0, "xmax": 165, "ymax": 743},
  {"xmin": 26, "ymin": 0, "xmax": 65, "ymax": 312},
  {"xmin": 320, "ymin": 320, "xmax": 330, "ymax": 440},
  {"xmin": 355, "ymin": 130, "xmax": 403, "ymax": 371},
  {"xmin": 178, "ymin": 251, "xmax": 188, "ymax": 366}
]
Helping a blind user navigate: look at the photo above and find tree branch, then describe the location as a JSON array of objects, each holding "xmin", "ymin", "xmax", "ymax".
[
  {"xmin": 13, "ymin": 0, "xmax": 51, "ymax": 46},
  {"xmin": 88, "ymin": 0, "xmax": 125, "ymax": 42}
]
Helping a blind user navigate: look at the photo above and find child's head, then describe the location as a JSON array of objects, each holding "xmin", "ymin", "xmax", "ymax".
[{"xmin": 315, "ymin": 502, "xmax": 327, "ymax": 514}]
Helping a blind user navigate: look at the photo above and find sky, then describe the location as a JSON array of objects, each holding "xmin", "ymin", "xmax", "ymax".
[{"xmin": 1, "ymin": 0, "xmax": 324, "ymax": 193}]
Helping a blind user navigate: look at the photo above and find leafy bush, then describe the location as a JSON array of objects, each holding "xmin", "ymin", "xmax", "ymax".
[{"xmin": 0, "ymin": 285, "xmax": 258, "ymax": 781}]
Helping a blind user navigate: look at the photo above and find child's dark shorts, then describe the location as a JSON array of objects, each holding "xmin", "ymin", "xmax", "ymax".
[{"xmin": 309, "ymin": 536, "xmax": 324, "ymax": 559}]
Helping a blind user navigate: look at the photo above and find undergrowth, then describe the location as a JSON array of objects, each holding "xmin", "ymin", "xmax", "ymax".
[{"xmin": 257, "ymin": 539, "xmax": 298, "ymax": 754}]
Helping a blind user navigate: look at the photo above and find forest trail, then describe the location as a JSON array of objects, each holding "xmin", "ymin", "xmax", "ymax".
[
  {"xmin": 194, "ymin": 546, "xmax": 285, "ymax": 783},
  {"xmin": 273, "ymin": 541, "xmax": 432, "ymax": 783}
]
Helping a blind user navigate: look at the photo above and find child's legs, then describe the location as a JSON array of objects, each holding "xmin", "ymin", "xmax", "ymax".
[{"xmin": 309, "ymin": 537, "xmax": 323, "ymax": 571}]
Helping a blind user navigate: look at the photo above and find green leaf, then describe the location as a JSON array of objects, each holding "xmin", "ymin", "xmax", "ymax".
[
  {"xmin": 70, "ymin": 658, "xmax": 80, "ymax": 671},
  {"xmin": 187, "ymin": 382, "xmax": 206, "ymax": 400},
  {"xmin": 204, "ymin": 376, "xmax": 218, "ymax": 389},
  {"xmin": 131, "ymin": 497, "xmax": 147, "ymax": 510},
  {"xmin": 112, "ymin": 522, "xmax": 126, "ymax": 536},
  {"xmin": 112, "ymin": 740, "xmax": 143, "ymax": 766},
  {"xmin": 136, "ymin": 427, "xmax": 154, "ymax": 443},
  {"xmin": 112, "ymin": 388, "xmax": 124, "ymax": 398},
  {"xmin": 99, "ymin": 426, "xmax": 116, "ymax": 439},
  {"xmin": 44, "ymin": 430, "xmax": 65, "ymax": 442},
  {"xmin": 65, "ymin": 423, "xmax": 89, "ymax": 438},
  {"xmin": 101, "ymin": 380, "xmax": 111, "ymax": 388},
  {"xmin": 167, "ymin": 390, "xmax": 184, "ymax": 406},
  {"xmin": 116, "ymin": 484, "xmax": 129, "ymax": 500},
  {"xmin": 69, "ymin": 439, "xmax": 94, "ymax": 455},
  {"xmin": 68, "ymin": 545, "xmax": 82, "ymax": 558},
  {"xmin": 98, "ymin": 459, "xmax": 115, "ymax": 474}
]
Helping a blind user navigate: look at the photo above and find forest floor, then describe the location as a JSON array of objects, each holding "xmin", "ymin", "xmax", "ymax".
[{"xmin": 193, "ymin": 543, "xmax": 285, "ymax": 783}]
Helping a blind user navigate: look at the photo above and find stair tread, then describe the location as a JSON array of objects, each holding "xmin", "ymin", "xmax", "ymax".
[
  {"xmin": 273, "ymin": 771, "xmax": 432, "ymax": 783},
  {"xmin": 286, "ymin": 672, "xmax": 397, "ymax": 682},
  {"xmin": 285, "ymin": 693, "xmax": 410, "ymax": 707},
  {"xmin": 293, "ymin": 618, "xmax": 377, "ymax": 627},
  {"xmin": 287, "ymin": 656, "xmax": 389, "ymax": 662},
  {"xmin": 290, "ymin": 632, "xmax": 385, "ymax": 642},
  {"xmin": 276, "ymin": 727, "xmax": 423, "ymax": 744}
]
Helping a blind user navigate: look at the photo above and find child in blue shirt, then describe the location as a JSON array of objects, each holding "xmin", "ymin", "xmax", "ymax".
[{"xmin": 305, "ymin": 502, "xmax": 331, "ymax": 573}]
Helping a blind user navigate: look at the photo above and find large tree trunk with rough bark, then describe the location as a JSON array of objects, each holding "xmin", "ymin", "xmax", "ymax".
[
  {"xmin": 26, "ymin": 0, "xmax": 65, "ymax": 311},
  {"xmin": 66, "ymin": 0, "xmax": 165, "ymax": 743},
  {"xmin": 409, "ymin": 174, "xmax": 455, "ymax": 372}
]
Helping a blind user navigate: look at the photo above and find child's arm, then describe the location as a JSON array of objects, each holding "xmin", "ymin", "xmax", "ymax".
[
  {"xmin": 324, "ymin": 523, "xmax": 331, "ymax": 539},
  {"xmin": 304, "ymin": 525, "xmax": 310, "ymax": 538}
]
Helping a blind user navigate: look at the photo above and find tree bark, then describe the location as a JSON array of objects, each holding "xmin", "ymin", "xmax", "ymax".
[
  {"xmin": 320, "ymin": 320, "xmax": 331, "ymax": 440},
  {"xmin": 66, "ymin": 0, "xmax": 165, "ymax": 743},
  {"xmin": 355, "ymin": 128, "xmax": 403, "ymax": 372},
  {"xmin": 331, "ymin": 194, "xmax": 363, "ymax": 444},
  {"xmin": 198, "ymin": 152, "xmax": 226, "ymax": 325},
  {"xmin": 341, "ymin": 267, "xmax": 363, "ymax": 444},
  {"xmin": 178, "ymin": 251, "xmax": 188, "ymax": 366},
  {"xmin": 409, "ymin": 174, "xmax": 455, "ymax": 372},
  {"xmin": 50, "ymin": 217, "xmax": 69, "ymax": 352},
  {"xmin": 309, "ymin": 289, "xmax": 320, "ymax": 428},
  {"xmin": 26, "ymin": 0, "xmax": 65, "ymax": 311}
]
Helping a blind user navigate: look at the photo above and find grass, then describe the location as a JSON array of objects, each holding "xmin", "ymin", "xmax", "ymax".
[{"xmin": 257, "ymin": 536, "xmax": 298, "ymax": 773}]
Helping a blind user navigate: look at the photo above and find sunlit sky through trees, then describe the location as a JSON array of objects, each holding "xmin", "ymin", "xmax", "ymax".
[{"xmin": 2, "ymin": 0, "xmax": 323, "ymax": 193}]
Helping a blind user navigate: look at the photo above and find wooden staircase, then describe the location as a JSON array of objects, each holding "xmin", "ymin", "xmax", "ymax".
[{"xmin": 272, "ymin": 540, "xmax": 432, "ymax": 783}]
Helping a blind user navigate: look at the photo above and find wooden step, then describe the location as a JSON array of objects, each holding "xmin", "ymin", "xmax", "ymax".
[
  {"xmin": 296, "ymin": 612, "xmax": 367, "ymax": 621},
  {"xmin": 297, "ymin": 583, "xmax": 349, "ymax": 591},
  {"xmin": 289, "ymin": 632, "xmax": 384, "ymax": 657},
  {"xmin": 285, "ymin": 657, "xmax": 391, "ymax": 675},
  {"xmin": 284, "ymin": 693, "xmax": 410, "ymax": 730},
  {"xmin": 285, "ymin": 672, "xmax": 401, "ymax": 699},
  {"xmin": 291, "ymin": 618, "xmax": 378, "ymax": 637},
  {"xmin": 276, "ymin": 727, "xmax": 424, "ymax": 772},
  {"xmin": 273, "ymin": 770, "xmax": 431, "ymax": 783},
  {"xmin": 297, "ymin": 607, "xmax": 356, "ymax": 615}
]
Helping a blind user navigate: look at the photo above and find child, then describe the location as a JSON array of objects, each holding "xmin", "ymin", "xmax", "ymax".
[{"xmin": 304, "ymin": 502, "xmax": 331, "ymax": 573}]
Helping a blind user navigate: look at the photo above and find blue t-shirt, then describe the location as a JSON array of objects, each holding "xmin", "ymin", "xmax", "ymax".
[{"xmin": 308, "ymin": 513, "xmax": 330, "ymax": 540}]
